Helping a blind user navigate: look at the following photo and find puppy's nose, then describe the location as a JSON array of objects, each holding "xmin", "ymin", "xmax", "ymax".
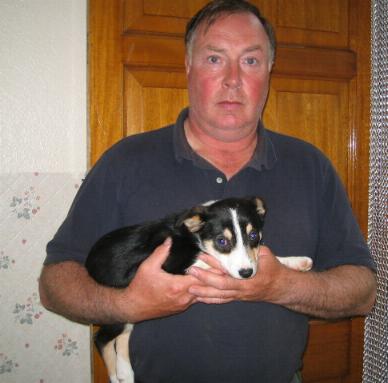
[{"xmin": 238, "ymin": 268, "xmax": 253, "ymax": 279}]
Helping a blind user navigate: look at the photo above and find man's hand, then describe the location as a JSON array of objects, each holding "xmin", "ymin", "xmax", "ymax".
[
  {"xmin": 187, "ymin": 246, "xmax": 376, "ymax": 319},
  {"xmin": 187, "ymin": 246, "xmax": 287, "ymax": 304},
  {"xmin": 39, "ymin": 238, "xmax": 203, "ymax": 325},
  {"xmin": 119, "ymin": 238, "xmax": 204, "ymax": 323}
]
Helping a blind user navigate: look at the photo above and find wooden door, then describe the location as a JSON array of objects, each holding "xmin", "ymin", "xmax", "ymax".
[{"xmin": 89, "ymin": 1, "xmax": 371, "ymax": 382}]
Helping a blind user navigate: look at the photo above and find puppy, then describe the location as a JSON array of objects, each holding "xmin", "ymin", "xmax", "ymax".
[{"xmin": 85, "ymin": 197, "xmax": 312, "ymax": 383}]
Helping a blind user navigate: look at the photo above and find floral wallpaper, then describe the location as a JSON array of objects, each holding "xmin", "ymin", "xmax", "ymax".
[{"xmin": 0, "ymin": 173, "xmax": 91, "ymax": 383}]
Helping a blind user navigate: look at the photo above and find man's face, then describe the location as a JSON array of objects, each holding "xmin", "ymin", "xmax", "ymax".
[{"xmin": 186, "ymin": 12, "xmax": 272, "ymax": 142}]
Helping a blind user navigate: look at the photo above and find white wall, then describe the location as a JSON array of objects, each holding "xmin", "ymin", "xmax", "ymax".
[
  {"xmin": 0, "ymin": 0, "xmax": 87, "ymax": 173},
  {"xmin": 0, "ymin": 1, "xmax": 91, "ymax": 382}
]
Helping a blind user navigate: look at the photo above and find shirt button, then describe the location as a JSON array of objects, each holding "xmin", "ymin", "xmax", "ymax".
[{"xmin": 216, "ymin": 177, "xmax": 223, "ymax": 184}]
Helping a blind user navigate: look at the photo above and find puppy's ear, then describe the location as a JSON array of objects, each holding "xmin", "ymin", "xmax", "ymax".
[
  {"xmin": 183, "ymin": 214, "xmax": 204, "ymax": 233},
  {"xmin": 254, "ymin": 197, "xmax": 266, "ymax": 219},
  {"xmin": 177, "ymin": 206, "xmax": 206, "ymax": 233}
]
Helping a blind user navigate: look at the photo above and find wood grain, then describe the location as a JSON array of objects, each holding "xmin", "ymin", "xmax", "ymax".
[{"xmin": 88, "ymin": 1, "xmax": 371, "ymax": 382}]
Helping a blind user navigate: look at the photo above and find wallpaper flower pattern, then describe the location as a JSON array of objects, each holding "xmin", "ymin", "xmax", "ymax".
[{"xmin": 0, "ymin": 173, "xmax": 91, "ymax": 383}]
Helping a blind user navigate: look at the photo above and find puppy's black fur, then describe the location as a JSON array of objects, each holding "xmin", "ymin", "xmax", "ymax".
[{"xmin": 85, "ymin": 197, "xmax": 265, "ymax": 356}]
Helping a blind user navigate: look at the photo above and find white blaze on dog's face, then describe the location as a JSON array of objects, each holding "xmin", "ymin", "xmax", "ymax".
[
  {"xmin": 185, "ymin": 198, "xmax": 265, "ymax": 279},
  {"xmin": 205, "ymin": 208, "xmax": 261, "ymax": 279}
]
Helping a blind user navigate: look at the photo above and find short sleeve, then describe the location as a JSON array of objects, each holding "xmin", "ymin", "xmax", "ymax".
[
  {"xmin": 45, "ymin": 151, "xmax": 125, "ymax": 265},
  {"xmin": 314, "ymin": 161, "xmax": 375, "ymax": 271}
]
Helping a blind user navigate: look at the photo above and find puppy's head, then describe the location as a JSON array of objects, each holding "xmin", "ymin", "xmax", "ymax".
[{"xmin": 181, "ymin": 197, "xmax": 266, "ymax": 279}]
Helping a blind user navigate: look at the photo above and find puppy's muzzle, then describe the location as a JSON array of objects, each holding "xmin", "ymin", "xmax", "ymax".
[{"xmin": 238, "ymin": 267, "xmax": 253, "ymax": 279}]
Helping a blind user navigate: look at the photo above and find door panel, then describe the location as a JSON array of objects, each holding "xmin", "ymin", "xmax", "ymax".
[
  {"xmin": 302, "ymin": 320, "xmax": 351, "ymax": 382},
  {"xmin": 264, "ymin": 78, "xmax": 349, "ymax": 183},
  {"xmin": 89, "ymin": 1, "xmax": 371, "ymax": 382},
  {"xmin": 275, "ymin": 0, "xmax": 349, "ymax": 47},
  {"xmin": 124, "ymin": 71, "xmax": 188, "ymax": 135},
  {"xmin": 123, "ymin": 0, "xmax": 206, "ymax": 34},
  {"xmin": 122, "ymin": 35, "xmax": 184, "ymax": 69}
]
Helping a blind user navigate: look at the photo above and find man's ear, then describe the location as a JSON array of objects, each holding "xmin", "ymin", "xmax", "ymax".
[{"xmin": 185, "ymin": 54, "xmax": 191, "ymax": 75}]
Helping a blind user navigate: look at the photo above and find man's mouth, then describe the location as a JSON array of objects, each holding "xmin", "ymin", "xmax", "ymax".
[{"xmin": 218, "ymin": 101, "xmax": 243, "ymax": 110}]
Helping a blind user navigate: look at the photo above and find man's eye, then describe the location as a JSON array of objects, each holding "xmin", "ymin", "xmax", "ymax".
[
  {"xmin": 208, "ymin": 55, "xmax": 220, "ymax": 64},
  {"xmin": 245, "ymin": 57, "xmax": 258, "ymax": 65}
]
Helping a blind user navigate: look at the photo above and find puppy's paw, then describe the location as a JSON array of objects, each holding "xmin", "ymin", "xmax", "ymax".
[
  {"xmin": 277, "ymin": 256, "xmax": 313, "ymax": 271},
  {"xmin": 297, "ymin": 257, "xmax": 313, "ymax": 271},
  {"xmin": 116, "ymin": 354, "xmax": 134, "ymax": 383}
]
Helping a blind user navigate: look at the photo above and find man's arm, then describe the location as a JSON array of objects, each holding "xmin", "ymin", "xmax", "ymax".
[
  {"xmin": 39, "ymin": 239, "xmax": 201, "ymax": 324},
  {"xmin": 187, "ymin": 246, "xmax": 376, "ymax": 319},
  {"xmin": 39, "ymin": 260, "xmax": 122, "ymax": 324}
]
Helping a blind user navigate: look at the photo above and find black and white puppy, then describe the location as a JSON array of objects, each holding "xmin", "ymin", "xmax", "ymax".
[{"xmin": 85, "ymin": 197, "xmax": 312, "ymax": 383}]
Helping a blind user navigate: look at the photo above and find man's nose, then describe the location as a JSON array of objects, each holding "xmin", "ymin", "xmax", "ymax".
[{"xmin": 223, "ymin": 62, "xmax": 242, "ymax": 89}]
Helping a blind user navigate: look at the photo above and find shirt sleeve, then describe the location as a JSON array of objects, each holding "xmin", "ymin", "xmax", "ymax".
[
  {"xmin": 314, "ymin": 160, "xmax": 375, "ymax": 272},
  {"xmin": 45, "ymin": 150, "xmax": 125, "ymax": 265}
]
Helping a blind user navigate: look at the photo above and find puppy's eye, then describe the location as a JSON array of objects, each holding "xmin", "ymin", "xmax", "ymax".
[
  {"xmin": 248, "ymin": 231, "xmax": 259, "ymax": 241},
  {"xmin": 216, "ymin": 237, "xmax": 230, "ymax": 248}
]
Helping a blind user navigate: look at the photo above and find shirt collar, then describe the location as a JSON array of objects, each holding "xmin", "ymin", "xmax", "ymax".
[{"xmin": 173, "ymin": 107, "xmax": 277, "ymax": 172}]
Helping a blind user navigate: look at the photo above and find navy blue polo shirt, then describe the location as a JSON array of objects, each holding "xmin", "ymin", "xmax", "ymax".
[{"xmin": 46, "ymin": 108, "xmax": 374, "ymax": 383}]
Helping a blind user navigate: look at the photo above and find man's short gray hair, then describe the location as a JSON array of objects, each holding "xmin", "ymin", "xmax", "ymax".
[{"xmin": 185, "ymin": 0, "xmax": 276, "ymax": 64}]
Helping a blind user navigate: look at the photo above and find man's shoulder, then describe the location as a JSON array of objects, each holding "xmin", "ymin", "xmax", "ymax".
[
  {"xmin": 266, "ymin": 129, "xmax": 329, "ymax": 164},
  {"xmin": 102, "ymin": 125, "xmax": 174, "ymax": 162},
  {"xmin": 267, "ymin": 129, "xmax": 319, "ymax": 151},
  {"xmin": 114, "ymin": 125, "xmax": 173, "ymax": 151},
  {"xmin": 86, "ymin": 124, "xmax": 175, "ymax": 182}
]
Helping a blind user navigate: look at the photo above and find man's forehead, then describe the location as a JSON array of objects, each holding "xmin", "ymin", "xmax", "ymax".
[
  {"xmin": 203, "ymin": 44, "xmax": 265, "ymax": 55},
  {"xmin": 194, "ymin": 13, "xmax": 268, "ymax": 46},
  {"xmin": 192, "ymin": 13, "xmax": 269, "ymax": 55},
  {"xmin": 197, "ymin": 12, "xmax": 265, "ymax": 36}
]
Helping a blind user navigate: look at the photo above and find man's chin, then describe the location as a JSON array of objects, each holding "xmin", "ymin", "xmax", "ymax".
[{"xmin": 209, "ymin": 121, "xmax": 257, "ymax": 142}]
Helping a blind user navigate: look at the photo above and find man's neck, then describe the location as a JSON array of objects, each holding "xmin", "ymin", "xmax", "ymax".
[{"xmin": 184, "ymin": 119, "xmax": 258, "ymax": 180}]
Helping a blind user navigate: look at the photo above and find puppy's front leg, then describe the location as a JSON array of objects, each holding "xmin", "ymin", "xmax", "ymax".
[
  {"xmin": 101, "ymin": 339, "xmax": 119, "ymax": 383},
  {"xmin": 277, "ymin": 256, "xmax": 313, "ymax": 272},
  {"xmin": 115, "ymin": 325, "xmax": 134, "ymax": 383}
]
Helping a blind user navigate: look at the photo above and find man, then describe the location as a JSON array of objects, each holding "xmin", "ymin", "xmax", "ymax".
[{"xmin": 39, "ymin": 1, "xmax": 376, "ymax": 382}]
